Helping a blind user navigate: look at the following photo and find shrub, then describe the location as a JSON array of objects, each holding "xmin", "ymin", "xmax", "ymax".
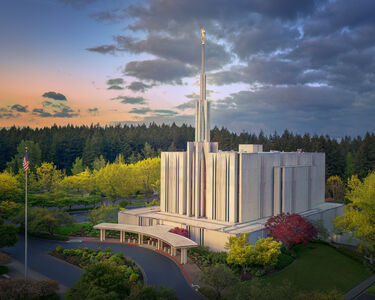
[
  {"xmin": 275, "ymin": 253, "xmax": 294, "ymax": 270},
  {"xmin": 0, "ymin": 252, "xmax": 12, "ymax": 264},
  {"xmin": 66, "ymin": 262, "xmax": 131, "ymax": 300},
  {"xmin": 119, "ymin": 200, "xmax": 128, "ymax": 208},
  {"xmin": 249, "ymin": 237, "xmax": 282, "ymax": 268},
  {"xmin": 208, "ymin": 251, "xmax": 227, "ymax": 265},
  {"xmin": 129, "ymin": 273, "xmax": 139, "ymax": 283},
  {"xmin": 200, "ymin": 264, "xmax": 239, "ymax": 299},
  {"xmin": 169, "ymin": 227, "xmax": 189, "ymax": 238},
  {"xmin": 55, "ymin": 245, "xmax": 64, "ymax": 253},
  {"xmin": 265, "ymin": 213, "xmax": 317, "ymax": 248},
  {"xmin": 127, "ymin": 284, "xmax": 178, "ymax": 300},
  {"xmin": 199, "ymin": 286, "xmax": 219, "ymax": 300},
  {"xmin": 0, "ymin": 265, "xmax": 8, "ymax": 275},
  {"xmin": 0, "ymin": 219, "xmax": 18, "ymax": 248},
  {"xmin": 0, "ymin": 278, "xmax": 59, "ymax": 300}
]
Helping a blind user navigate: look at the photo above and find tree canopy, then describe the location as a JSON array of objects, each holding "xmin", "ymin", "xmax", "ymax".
[{"xmin": 334, "ymin": 172, "xmax": 375, "ymax": 264}]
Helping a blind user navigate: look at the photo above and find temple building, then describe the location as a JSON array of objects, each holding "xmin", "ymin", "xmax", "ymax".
[{"xmin": 118, "ymin": 30, "xmax": 343, "ymax": 251}]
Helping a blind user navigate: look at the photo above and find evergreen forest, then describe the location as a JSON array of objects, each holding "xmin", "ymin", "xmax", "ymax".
[{"xmin": 1, "ymin": 123, "xmax": 375, "ymax": 179}]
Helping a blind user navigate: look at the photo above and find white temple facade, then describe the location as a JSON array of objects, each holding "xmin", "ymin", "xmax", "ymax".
[{"xmin": 118, "ymin": 30, "xmax": 343, "ymax": 251}]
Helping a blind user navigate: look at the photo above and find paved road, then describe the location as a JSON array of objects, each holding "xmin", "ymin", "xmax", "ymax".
[
  {"xmin": 4, "ymin": 236, "xmax": 200, "ymax": 300},
  {"xmin": 69, "ymin": 205, "xmax": 147, "ymax": 223}
]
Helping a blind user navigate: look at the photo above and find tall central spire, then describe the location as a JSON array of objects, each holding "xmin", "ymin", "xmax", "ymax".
[{"xmin": 195, "ymin": 28, "xmax": 210, "ymax": 142}]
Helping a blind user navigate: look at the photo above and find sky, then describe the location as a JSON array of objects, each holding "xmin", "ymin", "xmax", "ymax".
[{"xmin": 0, "ymin": 0, "xmax": 374, "ymax": 137}]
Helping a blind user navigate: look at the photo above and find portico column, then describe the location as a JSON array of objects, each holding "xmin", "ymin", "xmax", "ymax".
[
  {"xmin": 100, "ymin": 229, "xmax": 106, "ymax": 241},
  {"xmin": 181, "ymin": 248, "xmax": 187, "ymax": 264}
]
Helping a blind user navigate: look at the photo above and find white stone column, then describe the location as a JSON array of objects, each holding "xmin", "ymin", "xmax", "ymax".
[
  {"xmin": 181, "ymin": 248, "xmax": 187, "ymax": 264},
  {"xmin": 100, "ymin": 229, "xmax": 106, "ymax": 241}
]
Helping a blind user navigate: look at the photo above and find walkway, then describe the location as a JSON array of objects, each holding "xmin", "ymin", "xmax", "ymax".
[
  {"xmin": 4, "ymin": 235, "xmax": 201, "ymax": 300},
  {"xmin": 94, "ymin": 223, "xmax": 197, "ymax": 264},
  {"xmin": 345, "ymin": 274, "xmax": 375, "ymax": 300}
]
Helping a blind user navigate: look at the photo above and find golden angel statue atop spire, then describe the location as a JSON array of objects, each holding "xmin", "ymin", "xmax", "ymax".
[{"xmin": 201, "ymin": 28, "xmax": 205, "ymax": 45}]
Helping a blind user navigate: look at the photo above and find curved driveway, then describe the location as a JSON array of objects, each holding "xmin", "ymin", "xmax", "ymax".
[{"xmin": 5, "ymin": 236, "xmax": 200, "ymax": 300}]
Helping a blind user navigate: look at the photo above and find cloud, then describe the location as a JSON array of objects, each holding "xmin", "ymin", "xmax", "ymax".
[
  {"xmin": 106, "ymin": 78, "xmax": 125, "ymax": 90},
  {"xmin": 107, "ymin": 85, "xmax": 124, "ymax": 90},
  {"xmin": 59, "ymin": 0, "xmax": 100, "ymax": 9},
  {"xmin": 9, "ymin": 104, "xmax": 28, "ymax": 113},
  {"xmin": 106, "ymin": 78, "xmax": 125, "ymax": 85},
  {"xmin": 53, "ymin": 107, "xmax": 79, "ymax": 118},
  {"xmin": 128, "ymin": 107, "xmax": 177, "ymax": 116},
  {"xmin": 87, "ymin": 0, "xmax": 375, "ymax": 136},
  {"xmin": 129, "ymin": 107, "xmax": 152, "ymax": 115},
  {"xmin": 124, "ymin": 59, "xmax": 197, "ymax": 84},
  {"xmin": 91, "ymin": 9, "xmax": 127, "ymax": 23},
  {"xmin": 114, "ymin": 34, "xmax": 231, "ymax": 70},
  {"xmin": 127, "ymin": 81, "xmax": 154, "ymax": 92},
  {"xmin": 32, "ymin": 108, "xmax": 53, "ymax": 118},
  {"xmin": 111, "ymin": 96, "xmax": 147, "ymax": 105},
  {"xmin": 152, "ymin": 109, "xmax": 178, "ymax": 116},
  {"xmin": 87, "ymin": 107, "xmax": 99, "ymax": 114},
  {"xmin": 86, "ymin": 45, "xmax": 117, "ymax": 54},
  {"xmin": 42, "ymin": 91, "xmax": 67, "ymax": 101},
  {"xmin": 176, "ymin": 100, "xmax": 195, "ymax": 110},
  {"xmin": 33, "ymin": 103, "xmax": 79, "ymax": 118}
]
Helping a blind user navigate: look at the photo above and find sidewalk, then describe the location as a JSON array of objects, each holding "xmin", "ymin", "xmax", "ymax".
[
  {"xmin": 345, "ymin": 274, "xmax": 375, "ymax": 300},
  {"xmin": 4, "ymin": 258, "xmax": 69, "ymax": 299}
]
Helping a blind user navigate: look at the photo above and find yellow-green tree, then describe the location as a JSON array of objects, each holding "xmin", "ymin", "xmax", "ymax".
[
  {"xmin": 134, "ymin": 157, "xmax": 160, "ymax": 195},
  {"xmin": 326, "ymin": 175, "xmax": 345, "ymax": 202},
  {"xmin": 36, "ymin": 162, "xmax": 64, "ymax": 192},
  {"xmin": 0, "ymin": 171, "xmax": 21, "ymax": 202},
  {"xmin": 71, "ymin": 157, "xmax": 85, "ymax": 175},
  {"xmin": 0, "ymin": 201, "xmax": 22, "ymax": 220},
  {"xmin": 94, "ymin": 163, "xmax": 136, "ymax": 201},
  {"xmin": 249, "ymin": 237, "xmax": 282, "ymax": 268},
  {"xmin": 226, "ymin": 234, "xmax": 282, "ymax": 271},
  {"xmin": 226, "ymin": 233, "xmax": 252, "ymax": 272},
  {"xmin": 334, "ymin": 171, "xmax": 375, "ymax": 264},
  {"xmin": 59, "ymin": 169, "xmax": 94, "ymax": 195}
]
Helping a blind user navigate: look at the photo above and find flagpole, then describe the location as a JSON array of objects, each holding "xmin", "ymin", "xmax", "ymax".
[{"xmin": 25, "ymin": 147, "xmax": 28, "ymax": 279}]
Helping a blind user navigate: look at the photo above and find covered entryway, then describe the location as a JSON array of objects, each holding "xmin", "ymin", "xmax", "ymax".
[{"xmin": 93, "ymin": 223, "xmax": 197, "ymax": 264}]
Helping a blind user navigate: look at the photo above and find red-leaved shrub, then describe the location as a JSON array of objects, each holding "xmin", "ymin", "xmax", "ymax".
[
  {"xmin": 265, "ymin": 213, "xmax": 317, "ymax": 248},
  {"xmin": 169, "ymin": 227, "xmax": 189, "ymax": 238}
]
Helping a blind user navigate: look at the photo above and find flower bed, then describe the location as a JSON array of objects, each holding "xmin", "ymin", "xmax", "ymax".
[
  {"xmin": 169, "ymin": 227, "xmax": 189, "ymax": 238},
  {"xmin": 49, "ymin": 246, "xmax": 142, "ymax": 284}
]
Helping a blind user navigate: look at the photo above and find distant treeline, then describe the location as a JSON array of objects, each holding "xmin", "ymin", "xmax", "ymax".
[{"xmin": 0, "ymin": 124, "xmax": 374, "ymax": 179}]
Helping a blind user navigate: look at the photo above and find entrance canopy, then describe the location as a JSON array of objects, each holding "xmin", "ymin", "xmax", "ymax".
[{"xmin": 93, "ymin": 223, "xmax": 197, "ymax": 249}]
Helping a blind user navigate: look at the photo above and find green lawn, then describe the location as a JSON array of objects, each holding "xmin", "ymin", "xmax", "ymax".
[
  {"xmin": 259, "ymin": 243, "xmax": 371, "ymax": 293},
  {"xmin": 54, "ymin": 222, "xmax": 91, "ymax": 236},
  {"xmin": 366, "ymin": 285, "xmax": 375, "ymax": 295}
]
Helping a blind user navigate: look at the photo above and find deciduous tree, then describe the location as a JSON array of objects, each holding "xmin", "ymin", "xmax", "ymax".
[
  {"xmin": 334, "ymin": 171, "xmax": 375, "ymax": 264},
  {"xmin": 71, "ymin": 157, "xmax": 85, "ymax": 175},
  {"xmin": 326, "ymin": 175, "xmax": 345, "ymax": 202},
  {"xmin": 200, "ymin": 264, "xmax": 239, "ymax": 299},
  {"xmin": 265, "ymin": 213, "xmax": 317, "ymax": 248},
  {"xmin": 0, "ymin": 219, "xmax": 18, "ymax": 248},
  {"xmin": 36, "ymin": 162, "xmax": 63, "ymax": 192},
  {"xmin": 0, "ymin": 171, "xmax": 21, "ymax": 202}
]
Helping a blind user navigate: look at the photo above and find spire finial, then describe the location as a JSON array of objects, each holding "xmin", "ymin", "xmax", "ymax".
[{"xmin": 201, "ymin": 28, "xmax": 205, "ymax": 45}]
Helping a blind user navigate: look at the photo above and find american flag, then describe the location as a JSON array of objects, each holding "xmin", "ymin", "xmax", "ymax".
[{"xmin": 23, "ymin": 152, "xmax": 29, "ymax": 171}]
